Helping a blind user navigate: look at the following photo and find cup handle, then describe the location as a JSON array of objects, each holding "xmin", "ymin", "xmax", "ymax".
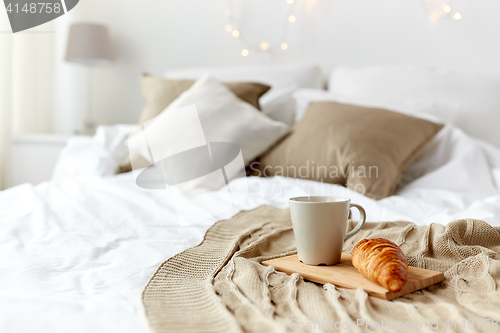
[{"xmin": 344, "ymin": 203, "xmax": 366, "ymax": 240}]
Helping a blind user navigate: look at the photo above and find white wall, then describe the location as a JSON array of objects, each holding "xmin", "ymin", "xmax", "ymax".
[
  {"xmin": 51, "ymin": 0, "xmax": 500, "ymax": 133},
  {"xmin": 1, "ymin": 10, "xmax": 55, "ymax": 188}
]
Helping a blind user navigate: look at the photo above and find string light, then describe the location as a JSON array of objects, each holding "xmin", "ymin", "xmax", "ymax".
[
  {"xmin": 224, "ymin": 0, "xmax": 298, "ymax": 57},
  {"xmin": 422, "ymin": 0, "xmax": 463, "ymax": 22}
]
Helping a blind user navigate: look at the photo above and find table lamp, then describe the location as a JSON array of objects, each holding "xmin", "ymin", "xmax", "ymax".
[{"xmin": 65, "ymin": 23, "xmax": 113, "ymax": 135}]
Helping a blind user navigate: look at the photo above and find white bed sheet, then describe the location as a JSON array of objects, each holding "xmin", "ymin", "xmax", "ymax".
[{"xmin": 1, "ymin": 125, "xmax": 500, "ymax": 333}]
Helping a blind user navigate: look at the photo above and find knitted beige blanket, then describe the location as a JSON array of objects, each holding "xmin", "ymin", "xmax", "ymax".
[{"xmin": 142, "ymin": 205, "xmax": 500, "ymax": 333}]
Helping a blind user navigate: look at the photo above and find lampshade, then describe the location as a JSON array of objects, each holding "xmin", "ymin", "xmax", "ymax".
[{"xmin": 65, "ymin": 23, "xmax": 113, "ymax": 65}]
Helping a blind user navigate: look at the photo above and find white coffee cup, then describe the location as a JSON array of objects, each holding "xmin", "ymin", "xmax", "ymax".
[{"xmin": 289, "ymin": 196, "xmax": 366, "ymax": 265}]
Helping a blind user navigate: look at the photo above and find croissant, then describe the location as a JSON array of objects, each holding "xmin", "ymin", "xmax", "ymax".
[{"xmin": 351, "ymin": 238, "xmax": 408, "ymax": 292}]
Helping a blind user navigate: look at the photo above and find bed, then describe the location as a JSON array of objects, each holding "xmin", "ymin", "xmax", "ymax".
[{"xmin": 2, "ymin": 64, "xmax": 500, "ymax": 332}]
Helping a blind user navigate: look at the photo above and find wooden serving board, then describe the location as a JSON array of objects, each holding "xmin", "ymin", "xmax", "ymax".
[{"xmin": 262, "ymin": 254, "xmax": 444, "ymax": 301}]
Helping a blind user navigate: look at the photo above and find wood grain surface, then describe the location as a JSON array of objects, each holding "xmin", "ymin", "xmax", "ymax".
[{"xmin": 262, "ymin": 254, "xmax": 445, "ymax": 300}]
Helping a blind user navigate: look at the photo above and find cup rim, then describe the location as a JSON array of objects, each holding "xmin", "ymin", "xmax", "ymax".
[{"xmin": 289, "ymin": 196, "xmax": 351, "ymax": 204}]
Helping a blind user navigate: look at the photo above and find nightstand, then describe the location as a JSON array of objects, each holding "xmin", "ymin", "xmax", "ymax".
[{"xmin": 5, "ymin": 134, "xmax": 71, "ymax": 188}]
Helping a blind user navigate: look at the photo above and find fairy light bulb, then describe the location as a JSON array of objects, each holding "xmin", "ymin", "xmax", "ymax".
[
  {"xmin": 443, "ymin": 5, "xmax": 451, "ymax": 13},
  {"xmin": 223, "ymin": 6, "xmax": 297, "ymax": 53},
  {"xmin": 286, "ymin": 0, "xmax": 294, "ymax": 4},
  {"xmin": 454, "ymin": 12, "xmax": 462, "ymax": 20}
]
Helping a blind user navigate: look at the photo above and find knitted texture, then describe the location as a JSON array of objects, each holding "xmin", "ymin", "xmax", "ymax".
[{"xmin": 143, "ymin": 205, "xmax": 500, "ymax": 333}]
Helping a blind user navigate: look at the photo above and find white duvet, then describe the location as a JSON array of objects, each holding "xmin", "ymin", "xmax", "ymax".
[{"xmin": 1, "ymin": 124, "xmax": 500, "ymax": 333}]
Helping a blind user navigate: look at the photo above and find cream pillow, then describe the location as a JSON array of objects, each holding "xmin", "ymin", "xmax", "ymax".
[
  {"xmin": 255, "ymin": 101, "xmax": 444, "ymax": 200},
  {"xmin": 127, "ymin": 74, "xmax": 289, "ymax": 171}
]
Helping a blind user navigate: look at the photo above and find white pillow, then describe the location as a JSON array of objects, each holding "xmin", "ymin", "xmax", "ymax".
[
  {"xmin": 129, "ymin": 74, "xmax": 289, "ymax": 167},
  {"xmin": 293, "ymin": 88, "xmax": 460, "ymax": 124},
  {"xmin": 328, "ymin": 65, "xmax": 500, "ymax": 148},
  {"xmin": 259, "ymin": 85, "xmax": 296, "ymax": 126},
  {"xmin": 165, "ymin": 64, "xmax": 324, "ymax": 126}
]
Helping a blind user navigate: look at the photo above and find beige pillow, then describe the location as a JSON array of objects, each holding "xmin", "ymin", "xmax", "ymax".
[
  {"xmin": 137, "ymin": 74, "xmax": 271, "ymax": 125},
  {"xmin": 253, "ymin": 101, "xmax": 444, "ymax": 199}
]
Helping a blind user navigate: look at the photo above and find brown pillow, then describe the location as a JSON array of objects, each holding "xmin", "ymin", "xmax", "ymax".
[
  {"xmin": 253, "ymin": 101, "xmax": 444, "ymax": 199},
  {"xmin": 137, "ymin": 74, "xmax": 271, "ymax": 125}
]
